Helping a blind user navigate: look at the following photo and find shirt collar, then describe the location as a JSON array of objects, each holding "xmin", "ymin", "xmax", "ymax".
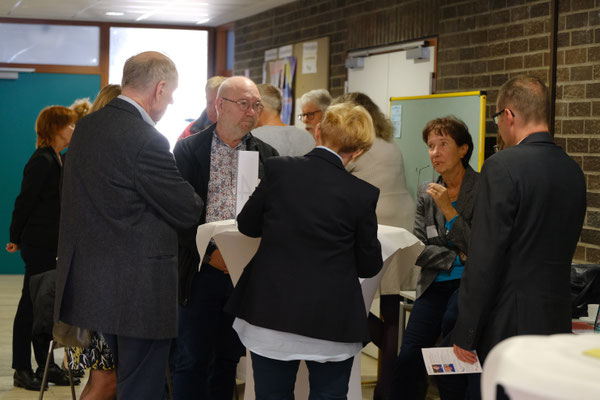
[
  {"xmin": 213, "ymin": 129, "xmax": 250, "ymax": 149},
  {"xmin": 118, "ymin": 95, "xmax": 156, "ymax": 126},
  {"xmin": 316, "ymin": 145, "xmax": 343, "ymax": 164}
]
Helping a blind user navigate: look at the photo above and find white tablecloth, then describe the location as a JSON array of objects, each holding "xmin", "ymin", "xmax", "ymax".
[
  {"xmin": 196, "ymin": 220, "xmax": 424, "ymax": 400},
  {"xmin": 482, "ymin": 333, "xmax": 600, "ymax": 400}
]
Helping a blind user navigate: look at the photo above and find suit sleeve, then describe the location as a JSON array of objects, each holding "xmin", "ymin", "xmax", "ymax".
[
  {"xmin": 413, "ymin": 186, "xmax": 457, "ymax": 272},
  {"xmin": 9, "ymin": 154, "xmax": 51, "ymax": 244},
  {"xmin": 237, "ymin": 160, "xmax": 271, "ymax": 238},
  {"xmin": 453, "ymin": 157, "xmax": 518, "ymax": 350},
  {"xmin": 135, "ymin": 133, "xmax": 203, "ymax": 230},
  {"xmin": 354, "ymin": 187, "xmax": 383, "ymax": 278}
]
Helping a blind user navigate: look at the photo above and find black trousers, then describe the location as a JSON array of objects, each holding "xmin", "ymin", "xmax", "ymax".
[{"xmin": 12, "ymin": 244, "xmax": 56, "ymax": 371}]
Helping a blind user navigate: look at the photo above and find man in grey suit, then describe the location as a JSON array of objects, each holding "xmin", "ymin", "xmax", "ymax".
[
  {"xmin": 55, "ymin": 51, "xmax": 203, "ymax": 399},
  {"xmin": 452, "ymin": 76, "xmax": 586, "ymax": 398}
]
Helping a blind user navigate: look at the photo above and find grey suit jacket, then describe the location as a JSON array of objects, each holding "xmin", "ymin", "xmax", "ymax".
[
  {"xmin": 414, "ymin": 166, "xmax": 478, "ymax": 298},
  {"xmin": 54, "ymin": 98, "xmax": 203, "ymax": 339}
]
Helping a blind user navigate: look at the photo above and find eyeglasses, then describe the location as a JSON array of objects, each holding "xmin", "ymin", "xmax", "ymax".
[
  {"xmin": 492, "ymin": 108, "xmax": 515, "ymax": 125},
  {"xmin": 297, "ymin": 110, "xmax": 322, "ymax": 121},
  {"xmin": 222, "ymin": 97, "xmax": 263, "ymax": 112}
]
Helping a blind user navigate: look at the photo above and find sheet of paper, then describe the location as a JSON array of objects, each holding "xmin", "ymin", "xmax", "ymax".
[
  {"xmin": 236, "ymin": 151, "xmax": 259, "ymax": 216},
  {"xmin": 390, "ymin": 104, "xmax": 402, "ymax": 138},
  {"xmin": 422, "ymin": 347, "xmax": 482, "ymax": 375},
  {"xmin": 302, "ymin": 41, "xmax": 318, "ymax": 74},
  {"xmin": 264, "ymin": 48, "xmax": 278, "ymax": 61},
  {"xmin": 278, "ymin": 44, "xmax": 293, "ymax": 59}
]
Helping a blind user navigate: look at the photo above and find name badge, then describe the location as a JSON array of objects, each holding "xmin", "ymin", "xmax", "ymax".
[{"xmin": 426, "ymin": 225, "xmax": 438, "ymax": 239}]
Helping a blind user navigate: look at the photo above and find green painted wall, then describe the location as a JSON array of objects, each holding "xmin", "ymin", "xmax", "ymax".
[{"xmin": 0, "ymin": 72, "xmax": 100, "ymax": 274}]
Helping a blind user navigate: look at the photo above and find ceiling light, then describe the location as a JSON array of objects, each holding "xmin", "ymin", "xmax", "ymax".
[
  {"xmin": 106, "ymin": 11, "xmax": 124, "ymax": 16},
  {"xmin": 196, "ymin": 18, "xmax": 210, "ymax": 25}
]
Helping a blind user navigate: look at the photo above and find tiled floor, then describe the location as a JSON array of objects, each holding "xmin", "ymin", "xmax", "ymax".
[{"xmin": 0, "ymin": 275, "xmax": 380, "ymax": 400}]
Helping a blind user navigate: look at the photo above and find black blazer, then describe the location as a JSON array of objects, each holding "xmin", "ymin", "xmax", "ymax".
[
  {"xmin": 10, "ymin": 146, "xmax": 62, "ymax": 253},
  {"xmin": 225, "ymin": 148, "xmax": 383, "ymax": 343},
  {"xmin": 453, "ymin": 132, "xmax": 586, "ymax": 361},
  {"xmin": 173, "ymin": 124, "xmax": 279, "ymax": 305}
]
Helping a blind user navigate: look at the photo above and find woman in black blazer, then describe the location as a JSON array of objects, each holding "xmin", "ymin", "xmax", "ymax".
[
  {"xmin": 7, "ymin": 106, "xmax": 76, "ymax": 390},
  {"xmin": 226, "ymin": 103, "xmax": 383, "ymax": 398}
]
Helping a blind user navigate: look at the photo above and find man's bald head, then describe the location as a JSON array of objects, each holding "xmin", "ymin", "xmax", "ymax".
[{"xmin": 215, "ymin": 76, "xmax": 262, "ymax": 141}]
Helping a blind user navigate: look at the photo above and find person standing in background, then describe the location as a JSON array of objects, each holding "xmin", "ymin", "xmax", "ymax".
[
  {"xmin": 178, "ymin": 75, "xmax": 227, "ymax": 140},
  {"xmin": 252, "ymin": 83, "xmax": 315, "ymax": 156},
  {"xmin": 453, "ymin": 76, "xmax": 586, "ymax": 398},
  {"xmin": 332, "ymin": 92, "xmax": 417, "ymax": 400},
  {"xmin": 8, "ymin": 105, "xmax": 78, "ymax": 390},
  {"xmin": 54, "ymin": 51, "xmax": 203, "ymax": 399}
]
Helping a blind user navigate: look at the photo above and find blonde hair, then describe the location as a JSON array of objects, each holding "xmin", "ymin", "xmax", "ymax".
[
  {"xmin": 35, "ymin": 106, "xmax": 77, "ymax": 148},
  {"xmin": 319, "ymin": 103, "xmax": 375, "ymax": 153},
  {"xmin": 90, "ymin": 84, "xmax": 122, "ymax": 113},
  {"xmin": 69, "ymin": 98, "xmax": 92, "ymax": 121},
  {"xmin": 206, "ymin": 76, "xmax": 227, "ymax": 91}
]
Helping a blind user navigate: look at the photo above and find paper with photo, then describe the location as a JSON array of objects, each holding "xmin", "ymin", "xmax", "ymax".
[{"xmin": 422, "ymin": 347, "xmax": 482, "ymax": 375}]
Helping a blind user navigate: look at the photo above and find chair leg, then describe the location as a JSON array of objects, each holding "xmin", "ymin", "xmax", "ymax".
[
  {"xmin": 38, "ymin": 340, "xmax": 56, "ymax": 400},
  {"xmin": 65, "ymin": 364, "xmax": 77, "ymax": 400}
]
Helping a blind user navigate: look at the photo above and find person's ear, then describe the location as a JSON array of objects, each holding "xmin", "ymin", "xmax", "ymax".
[
  {"xmin": 350, "ymin": 149, "xmax": 364, "ymax": 161},
  {"xmin": 459, "ymin": 143, "xmax": 468, "ymax": 159},
  {"xmin": 155, "ymin": 81, "xmax": 167, "ymax": 101},
  {"xmin": 314, "ymin": 123, "xmax": 322, "ymax": 145}
]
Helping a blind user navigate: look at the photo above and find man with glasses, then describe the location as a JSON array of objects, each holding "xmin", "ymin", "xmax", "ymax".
[
  {"xmin": 452, "ymin": 76, "xmax": 586, "ymax": 398},
  {"xmin": 171, "ymin": 76, "xmax": 278, "ymax": 400},
  {"xmin": 298, "ymin": 88, "xmax": 332, "ymax": 137}
]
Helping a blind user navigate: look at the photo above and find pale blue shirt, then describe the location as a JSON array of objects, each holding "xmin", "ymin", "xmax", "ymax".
[
  {"xmin": 117, "ymin": 95, "xmax": 156, "ymax": 126},
  {"xmin": 316, "ymin": 145, "xmax": 343, "ymax": 164}
]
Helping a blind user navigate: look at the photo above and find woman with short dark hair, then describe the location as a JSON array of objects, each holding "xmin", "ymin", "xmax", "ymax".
[{"xmin": 391, "ymin": 116, "xmax": 478, "ymax": 400}]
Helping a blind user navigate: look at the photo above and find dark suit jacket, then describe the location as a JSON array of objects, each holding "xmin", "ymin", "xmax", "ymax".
[
  {"xmin": 414, "ymin": 166, "xmax": 479, "ymax": 298},
  {"xmin": 173, "ymin": 124, "xmax": 279, "ymax": 305},
  {"xmin": 453, "ymin": 132, "xmax": 586, "ymax": 361},
  {"xmin": 225, "ymin": 148, "xmax": 383, "ymax": 343},
  {"xmin": 54, "ymin": 98, "xmax": 203, "ymax": 340},
  {"xmin": 10, "ymin": 146, "xmax": 62, "ymax": 254}
]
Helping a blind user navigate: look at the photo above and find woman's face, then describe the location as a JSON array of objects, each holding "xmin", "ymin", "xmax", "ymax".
[
  {"xmin": 56, "ymin": 123, "xmax": 75, "ymax": 147},
  {"xmin": 427, "ymin": 132, "xmax": 467, "ymax": 175},
  {"xmin": 301, "ymin": 102, "xmax": 323, "ymax": 136}
]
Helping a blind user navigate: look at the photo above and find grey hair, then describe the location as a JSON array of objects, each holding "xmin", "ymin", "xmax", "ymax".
[
  {"xmin": 300, "ymin": 89, "xmax": 332, "ymax": 111},
  {"xmin": 257, "ymin": 83, "xmax": 282, "ymax": 113},
  {"xmin": 121, "ymin": 52, "xmax": 178, "ymax": 92}
]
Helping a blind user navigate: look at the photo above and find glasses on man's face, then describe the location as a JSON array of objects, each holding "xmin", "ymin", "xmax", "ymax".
[
  {"xmin": 222, "ymin": 97, "xmax": 263, "ymax": 113},
  {"xmin": 492, "ymin": 108, "xmax": 515, "ymax": 125},
  {"xmin": 297, "ymin": 110, "xmax": 321, "ymax": 121}
]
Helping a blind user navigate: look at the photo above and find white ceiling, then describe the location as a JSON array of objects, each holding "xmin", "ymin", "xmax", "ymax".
[{"xmin": 0, "ymin": 0, "xmax": 296, "ymax": 27}]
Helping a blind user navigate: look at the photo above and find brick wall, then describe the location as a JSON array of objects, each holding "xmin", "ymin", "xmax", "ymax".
[{"xmin": 233, "ymin": 0, "xmax": 600, "ymax": 263}]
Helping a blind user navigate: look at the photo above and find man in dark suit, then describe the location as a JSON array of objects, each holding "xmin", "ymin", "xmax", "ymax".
[
  {"xmin": 54, "ymin": 51, "xmax": 203, "ymax": 399},
  {"xmin": 171, "ymin": 76, "xmax": 278, "ymax": 400},
  {"xmin": 452, "ymin": 76, "xmax": 586, "ymax": 397}
]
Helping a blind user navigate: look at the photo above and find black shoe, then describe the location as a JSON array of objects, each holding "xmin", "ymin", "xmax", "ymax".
[
  {"xmin": 14, "ymin": 369, "xmax": 44, "ymax": 391},
  {"xmin": 36, "ymin": 363, "xmax": 81, "ymax": 386}
]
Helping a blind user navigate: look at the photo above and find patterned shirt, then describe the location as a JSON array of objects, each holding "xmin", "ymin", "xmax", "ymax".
[{"xmin": 205, "ymin": 130, "xmax": 248, "ymax": 223}]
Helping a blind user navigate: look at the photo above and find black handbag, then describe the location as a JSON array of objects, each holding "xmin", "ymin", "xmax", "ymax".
[{"xmin": 570, "ymin": 263, "xmax": 600, "ymax": 319}]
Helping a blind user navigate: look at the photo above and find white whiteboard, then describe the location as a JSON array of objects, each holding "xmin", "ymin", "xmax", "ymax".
[{"xmin": 347, "ymin": 43, "xmax": 435, "ymax": 116}]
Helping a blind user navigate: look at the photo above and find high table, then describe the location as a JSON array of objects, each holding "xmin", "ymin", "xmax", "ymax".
[
  {"xmin": 196, "ymin": 220, "xmax": 424, "ymax": 400},
  {"xmin": 481, "ymin": 333, "xmax": 600, "ymax": 400}
]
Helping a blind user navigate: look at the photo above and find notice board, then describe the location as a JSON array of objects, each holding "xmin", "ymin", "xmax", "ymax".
[{"xmin": 390, "ymin": 91, "xmax": 486, "ymax": 200}]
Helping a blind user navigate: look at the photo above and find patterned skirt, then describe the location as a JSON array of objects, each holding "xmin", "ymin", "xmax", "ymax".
[{"xmin": 66, "ymin": 332, "xmax": 115, "ymax": 371}]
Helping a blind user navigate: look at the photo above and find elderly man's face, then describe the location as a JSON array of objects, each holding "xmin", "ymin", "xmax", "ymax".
[
  {"xmin": 217, "ymin": 81, "xmax": 261, "ymax": 138},
  {"xmin": 301, "ymin": 102, "xmax": 323, "ymax": 137}
]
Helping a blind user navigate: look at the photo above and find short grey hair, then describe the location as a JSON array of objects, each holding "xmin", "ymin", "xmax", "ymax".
[
  {"xmin": 257, "ymin": 84, "xmax": 282, "ymax": 113},
  {"xmin": 121, "ymin": 51, "xmax": 178, "ymax": 92},
  {"xmin": 300, "ymin": 89, "xmax": 332, "ymax": 111}
]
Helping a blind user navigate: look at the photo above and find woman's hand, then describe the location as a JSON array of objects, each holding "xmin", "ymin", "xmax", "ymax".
[
  {"xmin": 426, "ymin": 183, "xmax": 458, "ymax": 221},
  {"xmin": 6, "ymin": 243, "xmax": 19, "ymax": 253}
]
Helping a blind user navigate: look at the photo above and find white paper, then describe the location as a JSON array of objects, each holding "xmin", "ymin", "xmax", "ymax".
[
  {"xmin": 236, "ymin": 151, "xmax": 259, "ymax": 216},
  {"xmin": 278, "ymin": 44, "xmax": 293, "ymax": 59},
  {"xmin": 390, "ymin": 104, "xmax": 402, "ymax": 138},
  {"xmin": 421, "ymin": 347, "xmax": 482, "ymax": 375},
  {"xmin": 264, "ymin": 48, "xmax": 278, "ymax": 61},
  {"xmin": 302, "ymin": 41, "xmax": 318, "ymax": 74}
]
